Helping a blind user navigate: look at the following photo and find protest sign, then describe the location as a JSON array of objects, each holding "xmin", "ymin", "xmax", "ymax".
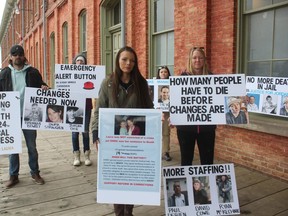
[
  {"xmin": 97, "ymin": 108, "xmax": 162, "ymax": 205},
  {"xmin": 0, "ymin": 92, "xmax": 22, "ymax": 155},
  {"xmin": 147, "ymin": 79, "xmax": 170, "ymax": 112},
  {"xmin": 169, "ymin": 74, "xmax": 247, "ymax": 125},
  {"xmin": 22, "ymin": 87, "xmax": 86, "ymax": 132},
  {"xmin": 246, "ymin": 76, "xmax": 288, "ymax": 117},
  {"xmin": 163, "ymin": 164, "xmax": 240, "ymax": 216},
  {"xmin": 54, "ymin": 64, "xmax": 105, "ymax": 98}
]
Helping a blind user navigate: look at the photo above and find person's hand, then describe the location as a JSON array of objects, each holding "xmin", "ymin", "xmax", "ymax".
[
  {"xmin": 94, "ymin": 140, "xmax": 100, "ymax": 151},
  {"xmin": 167, "ymin": 117, "xmax": 175, "ymax": 128},
  {"xmin": 41, "ymin": 85, "xmax": 49, "ymax": 90},
  {"xmin": 161, "ymin": 112, "xmax": 165, "ymax": 121},
  {"xmin": 92, "ymin": 130, "xmax": 99, "ymax": 150}
]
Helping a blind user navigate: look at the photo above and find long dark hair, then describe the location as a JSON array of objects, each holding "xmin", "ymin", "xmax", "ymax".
[
  {"xmin": 46, "ymin": 105, "xmax": 64, "ymax": 121},
  {"xmin": 156, "ymin": 66, "xmax": 171, "ymax": 79},
  {"xmin": 111, "ymin": 46, "xmax": 152, "ymax": 108},
  {"xmin": 72, "ymin": 53, "xmax": 87, "ymax": 64}
]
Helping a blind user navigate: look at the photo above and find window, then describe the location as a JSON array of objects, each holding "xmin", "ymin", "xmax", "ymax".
[
  {"xmin": 151, "ymin": 0, "xmax": 175, "ymax": 76},
  {"xmin": 35, "ymin": 42, "xmax": 39, "ymax": 69},
  {"xmin": 100, "ymin": 0, "xmax": 122, "ymax": 74},
  {"xmin": 113, "ymin": 2, "xmax": 121, "ymax": 25},
  {"xmin": 242, "ymin": 0, "xmax": 288, "ymax": 77},
  {"xmin": 239, "ymin": 0, "xmax": 288, "ymax": 137},
  {"xmin": 79, "ymin": 10, "xmax": 87, "ymax": 55},
  {"xmin": 34, "ymin": 0, "xmax": 39, "ymax": 19},
  {"xmin": 49, "ymin": 32, "xmax": 55, "ymax": 88},
  {"xmin": 30, "ymin": 46, "xmax": 33, "ymax": 66},
  {"xmin": 62, "ymin": 22, "xmax": 68, "ymax": 64}
]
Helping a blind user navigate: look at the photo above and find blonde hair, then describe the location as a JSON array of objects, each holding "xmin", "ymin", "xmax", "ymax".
[{"xmin": 187, "ymin": 47, "xmax": 209, "ymax": 75}]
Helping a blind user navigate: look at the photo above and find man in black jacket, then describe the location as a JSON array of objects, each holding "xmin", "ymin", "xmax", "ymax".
[{"xmin": 0, "ymin": 45, "xmax": 49, "ymax": 188}]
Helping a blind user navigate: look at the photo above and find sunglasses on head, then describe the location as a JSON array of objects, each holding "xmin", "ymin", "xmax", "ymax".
[
  {"xmin": 158, "ymin": 66, "xmax": 168, "ymax": 70},
  {"xmin": 12, "ymin": 53, "xmax": 24, "ymax": 57}
]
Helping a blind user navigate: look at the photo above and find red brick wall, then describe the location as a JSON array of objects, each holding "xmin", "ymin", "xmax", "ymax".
[
  {"xmin": 173, "ymin": 0, "xmax": 287, "ymax": 181},
  {"xmin": 45, "ymin": 0, "xmax": 101, "ymax": 84},
  {"xmin": 174, "ymin": 0, "xmax": 209, "ymax": 75},
  {"xmin": 210, "ymin": 0, "xmax": 237, "ymax": 74},
  {"xmin": 126, "ymin": 1, "xmax": 149, "ymax": 77},
  {"xmin": 215, "ymin": 126, "xmax": 288, "ymax": 181}
]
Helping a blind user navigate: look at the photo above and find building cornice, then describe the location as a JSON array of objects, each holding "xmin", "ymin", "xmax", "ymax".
[{"xmin": 0, "ymin": 0, "xmax": 18, "ymax": 45}]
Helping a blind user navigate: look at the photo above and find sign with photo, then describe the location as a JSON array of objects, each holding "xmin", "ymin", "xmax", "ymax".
[
  {"xmin": 22, "ymin": 87, "xmax": 86, "ymax": 132},
  {"xmin": 97, "ymin": 108, "xmax": 162, "ymax": 205},
  {"xmin": 0, "ymin": 92, "xmax": 22, "ymax": 155},
  {"xmin": 246, "ymin": 76, "xmax": 288, "ymax": 117},
  {"xmin": 163, "ymin": 164, "xmax": 240, "ymax": 216},
  {"xmin": 54, "ymin": 64, "xmax": 106, "ymax": 98},
  {"xmin": 169, "ymin": 74, "xmax": 247, "ymax": 125},
  {"xmin": 147, "ymin": 79, "xmax": 170, "ymax": 112}
]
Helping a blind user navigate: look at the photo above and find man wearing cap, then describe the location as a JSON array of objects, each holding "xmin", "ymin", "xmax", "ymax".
[
  {"xmin": 225, "ymin": 97, "xmax": 248, "ymax": 124},
  {"xmin": 280, "ymin": 96, "xmax": 288, "ymax": 116},
  {"xmin": 0, "ymin": 45, "xmax": 48, "ymax": 188}
]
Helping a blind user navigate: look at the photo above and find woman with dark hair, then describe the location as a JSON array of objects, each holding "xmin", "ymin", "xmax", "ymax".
[
  {"xmin": 157, "ymin": 66, "xmax": 172, "ymax": 161},
  {"xmin": 91, "ymin": 46, "xmax": 153, "ymax": 216},
  {"xmin": 126, "ymin": 117, "xmax": 140, "ymax": 135},
  {"xmin": 46, "ymin": 105, "xmax": 64, "ymax": 123}
]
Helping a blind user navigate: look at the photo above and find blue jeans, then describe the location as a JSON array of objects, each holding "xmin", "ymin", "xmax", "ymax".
[
  {"xmin": 9, "ymin": 129, "xmax": 39, "ymax": 176},
  {"xmin": 72, "ymin": 108, "xmax": 91, "ymax": 152}
]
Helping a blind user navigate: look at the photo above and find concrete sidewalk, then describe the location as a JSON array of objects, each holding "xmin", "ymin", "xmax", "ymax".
[{"xmin": 0, "ymin": 130, "xmax": 287, "ymax": 216}]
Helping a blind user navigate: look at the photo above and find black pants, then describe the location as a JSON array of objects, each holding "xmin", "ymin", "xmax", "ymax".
[{"xmin": 177, "ymin": 129, "xmax": 215, "ymax": 166}]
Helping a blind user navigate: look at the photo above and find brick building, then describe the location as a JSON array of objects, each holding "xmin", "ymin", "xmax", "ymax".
[{"xmin": 0, "ymin": 0, "xmax": 287, "ymax": 181}]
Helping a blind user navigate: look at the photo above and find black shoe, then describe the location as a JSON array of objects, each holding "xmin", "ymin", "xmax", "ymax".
[
  {"xmin": 5, "ymin": 175, "xmax": 19, "ymax": 188},
  {"xmin": 164, "ymin": 153, "xmax": 172, "ymax": 161}
]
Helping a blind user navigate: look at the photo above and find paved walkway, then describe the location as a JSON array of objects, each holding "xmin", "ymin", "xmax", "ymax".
[{"xmin": 0, "ymin": 130, "xmax": 287, "ymax": 216}]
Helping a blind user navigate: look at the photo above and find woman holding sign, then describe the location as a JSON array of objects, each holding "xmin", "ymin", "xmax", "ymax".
[
  {"xmin": 157, "ymin": 66, "xmax": 172, "ymax": 161},
  {"xmin": 71, "ymin": 54, "xmax": 93, "ymax": 166},
  {"xmin": 177, "ymin": 47, "xmax": 216, "ymax": 166},
  {"xmin": 91, "ymin": 46, "xmax": 153, "ymax": 216}
]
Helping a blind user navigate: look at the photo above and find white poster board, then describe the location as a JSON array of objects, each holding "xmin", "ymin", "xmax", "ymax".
[
  {"xmin": 147, "ymin": 79, "xmax": 170, "ymax": 112},
  {"xmin": 246, "ymin": 76, "xmax": 288, "ymax": 117},
  {"xmin": 0, "ymin": 92, "xmax": 22, "ymax": 155},
  {"xmin": 54, "ymin": 64, "xmax": 106, "ymax": 98},
  {"xmin": 97, "ymin": 108, "xmax": 162, "ymax": 205},
  {"xmin": 163, "ymin": 164, "xmax": 240, "ymax": 216},
  {"xmin": 169, "ymin": 74, "xmax": 247, "ymax": 125},
  {"xmin": 22, "ymin": 87, "xmax": 86, "ymax": 132}
]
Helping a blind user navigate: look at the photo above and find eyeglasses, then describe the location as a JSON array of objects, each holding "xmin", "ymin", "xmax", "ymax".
[
  {"xmin": 193, "ymin": 47, "xmax": 205, "ymax": 50},
  {"xmin": 12, "ymin": 53, "xmax": 24, "ymax": 57}
]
